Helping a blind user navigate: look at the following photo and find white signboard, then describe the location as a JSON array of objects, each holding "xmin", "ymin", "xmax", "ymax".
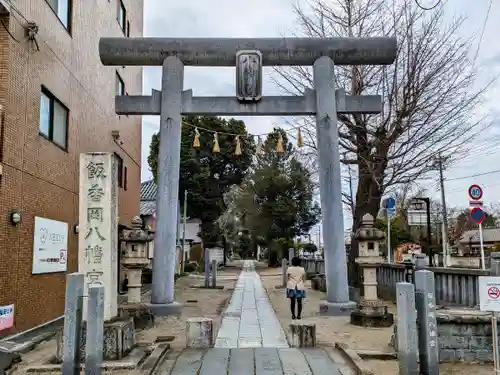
[
  {"xmin": 32, "ymin": 217, "xmax": 68, "ymax": 274},
  {"xmin": 407, "ymin": 210, "xmax": 427, "ymax": 226},
  {"xmin": 479, "ymin": 276, "xmax": 500, "ymax": 312},
  {"xmin": 208, "ymin": 248, "xmax": 224, "ymax": 264}
]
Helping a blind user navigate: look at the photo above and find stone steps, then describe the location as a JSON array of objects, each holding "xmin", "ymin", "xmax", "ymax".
[{"xmin": 167, "ymin": 348, "xmax": 343, "ymax": 375}]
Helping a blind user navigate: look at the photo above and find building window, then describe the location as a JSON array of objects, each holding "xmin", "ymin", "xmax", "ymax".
[
  {"xmin": 115, "ymin": 153, "xmax": 123, "ymax": 188},
  {"xmin": 116, "ymin": 73, "xmax": 125, "ymax": 96},
  {"xmin": 39, "ymin": 88, "xmax": 69, "ymax": 149},
  {"xmin": 117, "ymin": 0, "xmax": 126, "ymax": 34},
  {"xmin": 123, "ymin": 166, "xmax": 128, "ymax": 190},
  {"xmin": 45, "ymin": 0, "xmax": 71, "ymax": 30}
]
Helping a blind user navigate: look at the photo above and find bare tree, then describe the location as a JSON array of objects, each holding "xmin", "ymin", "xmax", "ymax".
[
  {"xmin": 216, "ymin": 185, "xmax": 245, "ymax": 248},
  {"xmin": 275, "ymin": 0, "xmax": 490, "ymax": 221},
  {"xmin": 273, "ymin": 0, "xmax": 492, "ymax": 283}
]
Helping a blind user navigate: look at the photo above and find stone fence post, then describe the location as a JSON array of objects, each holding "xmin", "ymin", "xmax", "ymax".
[
  {"xmin": 415, "ymin": 254, "xmax": 426, "ymax": 270},
  {"xmin": 85, "ymin": 285, "xmax": 105, "ymax": 375},
  {"xmin": 211, "ymin": 259, "xmax": 217, "ymax": 288},
  {"xmin": 414, "ymin": 270, "xmax": 439, "ymax": 375},
  {"xmin": 282, "ymin": 258, "xmax": 288, "ymax": 287},
  {"xmin": 61, "ymin": 273, "xmax": 84, "ymax": 375},
  {"xmin": 396, "ymin": 282, "xmax": 419, "ymax": 375},
  {"xmin": 204, "ymin": 248, "xmax": 210, "ymax": 288}
]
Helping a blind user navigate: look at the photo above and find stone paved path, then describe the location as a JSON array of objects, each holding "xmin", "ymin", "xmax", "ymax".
[
  {"xmin": 215, "ymin": 260, "xmax": 288, "ymax": 348},
  {"xmin": 169, "ymin": 348, "xmax": 343, "ymax": 375}
]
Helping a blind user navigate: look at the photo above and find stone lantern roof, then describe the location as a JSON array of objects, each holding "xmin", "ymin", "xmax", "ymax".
[
  {"xmin": 353, "ymin": 213, "xmax": 385, "ymax": 241},
  {"xmin": 120, "ymin": 216, "xmax": 154, "ymax": 243}
]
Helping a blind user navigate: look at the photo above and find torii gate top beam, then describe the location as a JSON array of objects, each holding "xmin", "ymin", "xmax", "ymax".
[{"xmin": 99, "ymin": 37, "xmax": 397, "ymax": 67}]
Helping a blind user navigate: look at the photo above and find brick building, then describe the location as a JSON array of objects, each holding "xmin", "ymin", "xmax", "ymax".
[{"xmin": 0, "ymin": 0, "xmax": 143, "ymax": 335}]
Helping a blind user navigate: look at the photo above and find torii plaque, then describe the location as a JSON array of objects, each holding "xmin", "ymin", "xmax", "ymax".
[
  {"xmin": 99, "ymin": 36, "xmax": 397, "ymax": 316},
  {"xmin": 235, "ymin": 50, "xmax": 263, "ymax": 102}
]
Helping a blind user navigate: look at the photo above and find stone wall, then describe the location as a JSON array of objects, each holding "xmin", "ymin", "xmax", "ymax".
[
  {"xmin": 437, "ymin": 309, "xmax": 495, "ymax": 363},
  {"xmin": 392, "ymin": 308, "xmax": 498, "ymax": 363}
]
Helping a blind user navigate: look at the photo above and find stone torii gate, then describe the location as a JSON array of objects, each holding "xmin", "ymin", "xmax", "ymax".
[{"xmin": 99, "ymin": 37, "xmax": 397, "ymax": 316}]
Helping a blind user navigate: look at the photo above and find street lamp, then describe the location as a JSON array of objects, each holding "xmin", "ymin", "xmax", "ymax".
[{"xmin": 411, "ymin": 197, "xmax": 433, "ymax": 267}]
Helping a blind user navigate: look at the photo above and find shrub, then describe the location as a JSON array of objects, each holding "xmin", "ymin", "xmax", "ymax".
[
  {"xmin": 189, "ymin": 243, "xmax": 203, "ymax": 263},
  {"xmin": 184, "ymin": 262, "xmax": 198, "ymax": 273}
]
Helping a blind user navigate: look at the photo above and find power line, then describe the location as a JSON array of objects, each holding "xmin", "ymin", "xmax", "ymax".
[
  {"xmin": 414, "ymin": 0, "xmax": 442, "ymax": 11},
  {"xmin": 447, "ymin": 181, "xmax": 500, "ymax": 194},
  {"xmin": 446, "ymin": 168, "xmax": 500, "ymax": 181},
  {"xmin": 0, "ymin": 19, "xmax": 19, "ymax": 43},
  {"xmin": 472, "ymin": 0, "xmax": 493, "ymax": 64}
]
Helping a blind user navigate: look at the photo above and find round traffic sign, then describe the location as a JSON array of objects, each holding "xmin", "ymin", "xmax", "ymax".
[
  {"xmin": 488, "ymin": 286, "xmax": 500, "ymax": 299},
  {"xmin": 468, "ymin": 184, "xmax": 483, "ymax": 200},
  {"xmin": 470, "ymin": 207, "xmax": 485, "ymax": 224}
]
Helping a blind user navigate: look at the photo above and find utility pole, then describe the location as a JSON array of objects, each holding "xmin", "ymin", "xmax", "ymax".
[
  {"xmin": 343, "ymin": 152, "xmax": 355, "ymax": 216},
  {"xmin": 181, "ymin": 190, "xmax": 188, "ymax": 273},
  {"xmin": 437, "ymin": 154, "xmax": 451, "ymax": 267}
]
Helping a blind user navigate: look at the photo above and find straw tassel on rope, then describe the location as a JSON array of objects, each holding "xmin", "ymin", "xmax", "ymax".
[
  {"xmin": 297, "ymin": 128, "xmax": 303, "ymax": 148},
  {"xmin": 234, "ymin": 136, "xmax": 242, "ymax": 155},
  {"xmin": 212, "ymin": 132, "xmax": 220, "ymax": 153},
  {"xmin": 193, "ymin": 127, "xmax": 200, "ymax": 148},
  {"xmin": 276, "ymin": 133, "xmax": 284, "ymax": 153}
]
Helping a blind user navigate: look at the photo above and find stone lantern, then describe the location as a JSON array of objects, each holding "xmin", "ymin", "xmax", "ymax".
[
  {"xmin": 119, "ymin": 216, "xmax": 154, "ymax": 328},
  {"xmin": 350, "ymin": 213, "xmax": 394, "ymax": 327}
]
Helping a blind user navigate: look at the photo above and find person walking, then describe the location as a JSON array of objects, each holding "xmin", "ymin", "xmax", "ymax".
[{"xmin": 286, "ymin": 256, "xmax": 306, "ymax": 319}]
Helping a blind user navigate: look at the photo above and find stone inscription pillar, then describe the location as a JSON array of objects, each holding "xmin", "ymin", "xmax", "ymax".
[
  {"xmin": 414, "ymin": 270, "xmax": 439, "ymax": 374},
  {"xmin": 313, "ymin": 56, "xmax": 355, "ymax": 315},
  {"xmin": 396, "ymin": 282, "xmax": 419, "ymax": 375},
  {"xmin": 78, "ymin": 152, "xmax": 118, "ymax": 321},
  {"xmin": 150, "ymin": 56, "xmax": 184, "ymax": 315}
]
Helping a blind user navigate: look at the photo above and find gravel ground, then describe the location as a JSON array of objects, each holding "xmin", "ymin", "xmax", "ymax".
[
  {"xmin": 9, "ymin": 268, "xmax": 240, "ymax": 375},
  {"xmin": 259, "ymin": 270, "xmax": 493, "ymax": 375}
]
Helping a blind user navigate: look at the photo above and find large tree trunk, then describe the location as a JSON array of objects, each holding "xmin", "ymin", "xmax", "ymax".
[
  {"xmin": 348, "ymin": 137, "xmax": 387, "ymax": 289},
  {"xmin": 348, "ymin": 172, "xmax": 382, "ymax": 289}
]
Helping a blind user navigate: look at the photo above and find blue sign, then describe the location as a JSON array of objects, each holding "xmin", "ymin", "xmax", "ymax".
[
  {"xmin": 384, "ymin": 197, "xmax": 396, "ymax": 217},
  {"xmin": 385, "ymin": 197, "xmax": 396, "ymax": 209}
]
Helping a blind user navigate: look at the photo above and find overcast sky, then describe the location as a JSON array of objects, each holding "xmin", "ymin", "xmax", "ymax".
[{"xmin": 140, "ymin": 0, "xmax": 500, "ymax": 231}]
